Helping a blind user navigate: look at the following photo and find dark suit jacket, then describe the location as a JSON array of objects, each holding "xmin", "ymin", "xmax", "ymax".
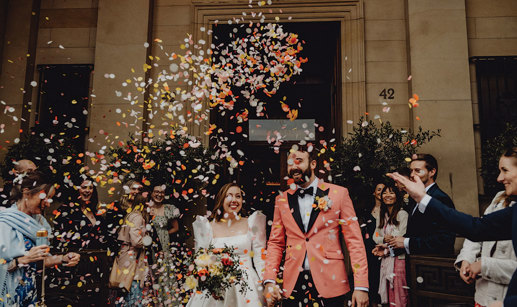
[
  {"xmin": 405, "ymin": 184, "xmax": 456, "ymax": 255},
  {"xmin": 426, "ymin": 196, "xmax": 517, "ymax": 306}
]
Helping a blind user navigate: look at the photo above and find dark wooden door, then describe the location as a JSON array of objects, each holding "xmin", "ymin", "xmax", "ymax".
[{"xmin": 210, "ymin": 22, "xmax": 342, "ymax": 218}]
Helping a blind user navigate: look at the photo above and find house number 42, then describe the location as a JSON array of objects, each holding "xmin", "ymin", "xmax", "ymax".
[{"xmin": 379, "ymin": 88, "xmax": 395, "ymax": 99}]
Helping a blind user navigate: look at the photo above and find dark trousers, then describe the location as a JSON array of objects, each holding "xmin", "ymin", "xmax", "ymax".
[{"xmin": 283, "ymin": 271, "xmax": 346, "ymax": 307}]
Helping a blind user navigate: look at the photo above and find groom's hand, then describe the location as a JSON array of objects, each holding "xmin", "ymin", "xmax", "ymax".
[
  {"xmin": 351, "ymin": 290, "xmax": 369, "ymax": 307},
  {"xmin": 264, "ymin": 283, "xmax": 282, "ymax": 307}
]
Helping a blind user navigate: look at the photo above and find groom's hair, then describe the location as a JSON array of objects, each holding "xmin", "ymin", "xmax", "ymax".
[{"xmin": 294, "ymin": 144, "xmax": 318, "ymax": 163}]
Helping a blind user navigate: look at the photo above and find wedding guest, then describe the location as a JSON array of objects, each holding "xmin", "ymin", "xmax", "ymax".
[
  {"xmin": 372, "ymin": 182, "xmax": 409, "ymax": 306},
  {"xmin": 147, "ymin": 182, "xmax": 182, "ymax": 306},
  {"xmin": 53, "ymin": 176, "xmax": 110, "ymax": 251},
  {"xmin": 112, "ymin": 194, "xmax": 149, "ymax": 306},
  {"xmin": 359, "ymin": 182, "xmax": 384, "ymax": 305},
  {"xmin": 187, "ymin": 183, "xmax": 267, "ymax": 306},
  {"xmin": 0, "ymin": 171, "xmax": 80, "ymax": 306},
  {"xmin": 385, "ymin": 154, "xmax": 456, "ymax": 256},
  {"xmin": 105, "ymin": 180, "xmax": 144, "ymax": 252},
  {"xmin": 148, "ymin": 183, "xmax": 181, "ymax": 255},
  {"xmin": 455, "ymin": 190, "xmax": 516, "ymax": 307},
  {"xmin": 388, "ymin": 146, "xmax": 517, "ymax": 307},
  {"xmin": 1, "ymin": 159, "xmax": 37, "ymax": 207},
  {"xmin": 50, "ymin": 176, "xmax": 112, "ymax": 305},
  {"xmin": 119, "ymin": 180, "xmax": 144, "ymax": 210}
]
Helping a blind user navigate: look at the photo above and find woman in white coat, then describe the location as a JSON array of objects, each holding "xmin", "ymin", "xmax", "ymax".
[{"xmin": 455, "ymin": 191, "xmax": 517, "ymax": 307}]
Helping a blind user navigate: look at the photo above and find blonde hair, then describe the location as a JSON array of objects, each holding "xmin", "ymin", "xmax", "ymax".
[{"xmin": 124, "ymin": 194, "xmax": 149, "ymax": 222}]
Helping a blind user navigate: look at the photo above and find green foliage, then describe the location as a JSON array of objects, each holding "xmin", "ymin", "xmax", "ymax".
[
  {"xmin": 106, "ymin": 133, "xmax": 219, "ymax": 208},
  {"xmin": 481, "ymin": 123, "xmax": 517, "ymax": 197},
  {"xmin": 329, "ymin": 118, "xmax": 440, "ymax": 208},
  {"xmin": 0, "ymin": 132, "xmax": 83, "ymax": 202}
]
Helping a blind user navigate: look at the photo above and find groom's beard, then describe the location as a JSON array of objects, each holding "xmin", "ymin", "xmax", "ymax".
[{"xmin": 288, "ymin": 167, "xmax": 312, "ymax": 184}]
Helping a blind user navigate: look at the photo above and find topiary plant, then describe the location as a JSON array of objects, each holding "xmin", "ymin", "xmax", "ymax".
[
  {"xmin": 0, "ymin": 131, "xmax": 83, "ymax": 203},
  {"xmin": 104, "ymin": 131, "xmax": 220, "ymax": 209},
  {"xmin": 329, "ymin": 118, "xmax": 440, "ymax": 209}
]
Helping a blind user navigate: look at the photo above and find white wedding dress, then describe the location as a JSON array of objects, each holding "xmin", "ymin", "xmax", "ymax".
[{"xmin": 186, "ymin": 211, "xmax": 267, "ymax": 307}]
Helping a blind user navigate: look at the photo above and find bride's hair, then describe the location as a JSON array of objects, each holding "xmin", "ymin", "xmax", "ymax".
[{"xmin": 210, "ymin": 183, "xmax": 248, "ymax": 221}]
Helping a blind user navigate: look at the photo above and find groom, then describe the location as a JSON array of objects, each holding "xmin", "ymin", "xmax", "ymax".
[{"xmin": 263, "ymin": 147, "xmax": 369, "ymax": 307}]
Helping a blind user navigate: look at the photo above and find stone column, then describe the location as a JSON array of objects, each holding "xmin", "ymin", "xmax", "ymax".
[
  {"xmin": 0, "ymin": 0, "xmax": 33, "ymax": 155},
  {"xmin": 407, "ymin": 0, "xmax": 479, "ymax": 221},
  {"xmin": 88, "ymin": 0, "xmax": 150, "ymax": 198},
  {"xmin": 89, "ymin": 0, "xmax": 150, "ymax": 149}
]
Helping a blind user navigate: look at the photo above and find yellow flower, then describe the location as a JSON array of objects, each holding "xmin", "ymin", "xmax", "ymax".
[
  {"xmin": 316, "ymin": 196, "xmax": 332, "ymax": 211},
  {"xmin": 184, "ymin": 275, "xmax": 198, "ymax": 290},
  {"xmin": 194, "ymin": 253, "xmax": 215, "ymax": 267},
  {"xmin": 208, "ymin": 263, "xmax": 222, "ymax": 275}
]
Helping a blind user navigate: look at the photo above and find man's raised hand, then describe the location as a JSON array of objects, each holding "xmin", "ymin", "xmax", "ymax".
[{"xmin": 387, "ymin": 172, "xmax": 426, "ymax": 203}]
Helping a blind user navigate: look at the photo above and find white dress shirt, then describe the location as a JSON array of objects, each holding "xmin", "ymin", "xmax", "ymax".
[
  {"xmin": 403, "ymin": 182, "xmax": 435, "ymax": 254},
  {"xmin": 296, "ymin": 178, "xmax": 320, "ymax": 270}
]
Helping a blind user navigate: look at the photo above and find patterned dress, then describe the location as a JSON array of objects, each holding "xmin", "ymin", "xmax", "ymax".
[
  {"xmin": 15, "ymin": 237, "xmax": 37, "ymax": 307},
  {"xmin": 149, "ymin": 204, "xmax": 181, "ymax": 306},
  {"xmin": 151, "ymin": 204, "xmax": 181, "ymax": 253}
]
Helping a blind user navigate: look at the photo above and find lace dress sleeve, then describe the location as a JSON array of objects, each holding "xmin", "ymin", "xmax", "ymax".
[
  {"xmin": 192, "ymin": 215, "xmax": 212, "ymax": 250},
  {"xmin": 248, "ymin": 211, "xmax": 267, "ymax": 280}
]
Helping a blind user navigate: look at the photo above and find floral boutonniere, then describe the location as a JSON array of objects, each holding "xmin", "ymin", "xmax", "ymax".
[{"xmin": 314, "ymin": 195, "xmax": 332, "ymax": 212}]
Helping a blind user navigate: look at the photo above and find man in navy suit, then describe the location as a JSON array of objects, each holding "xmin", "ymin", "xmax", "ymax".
[
  {"xmin": 386, "ymin": 154, "xmax": 456, "ymax": 256},
  {"xmin": 388, "ymin": 147, "xmax": 517, "ymax": 307}
]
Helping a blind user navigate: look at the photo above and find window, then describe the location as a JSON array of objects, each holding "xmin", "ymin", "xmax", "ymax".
[{"xmin": 35, "ymin": 64, "xmax": 93, "ymax": 152}]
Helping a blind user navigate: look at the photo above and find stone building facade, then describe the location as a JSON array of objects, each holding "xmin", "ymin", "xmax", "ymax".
[{"xmin": 0, "ymin": 0, "xmax": 516, "ymax": 226}]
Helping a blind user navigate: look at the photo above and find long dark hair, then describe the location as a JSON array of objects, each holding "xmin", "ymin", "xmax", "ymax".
[
  {"xmin": 378, "ymin": 182, "xmax": 403, "ymax": 229},
  {"xmin": 210, "ymin": 183, "xmax": 247, "ymax": 221}
]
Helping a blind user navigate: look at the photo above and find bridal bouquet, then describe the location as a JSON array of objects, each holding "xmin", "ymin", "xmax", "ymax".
[{"xmin": 182, "ymin": 245, "xmax": 248, "ymax": 299}]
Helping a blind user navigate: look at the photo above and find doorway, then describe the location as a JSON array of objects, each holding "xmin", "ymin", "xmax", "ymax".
[{"xmin": 210, "ymin": 22, "xmax": 342, "ymax": 216}]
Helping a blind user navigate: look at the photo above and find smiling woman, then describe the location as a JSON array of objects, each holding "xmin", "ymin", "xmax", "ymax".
[
  {"xmin": 53, "ymin": 176, "xmax": 110, "ymax": 251},
  {"xmin": 188, "ymin": 182, "xmax": 267, "ymax": 306},
  {"xmin": 0, "ymin": 171, "xmax": 80, "ymax": 306},
  {"xmin": 388, "ymin": 147, "xmax": 517, "ymax": 307}
]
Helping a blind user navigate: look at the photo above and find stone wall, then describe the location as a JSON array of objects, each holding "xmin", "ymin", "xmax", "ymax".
[{"xmin": 466, "ymin": 0, "xmax": 517, "ymax": 195}]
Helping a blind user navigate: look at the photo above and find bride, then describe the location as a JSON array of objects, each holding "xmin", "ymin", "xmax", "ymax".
[{"xmin": 187, "ymin": 183, "xmax": 267, "ymax": 307}]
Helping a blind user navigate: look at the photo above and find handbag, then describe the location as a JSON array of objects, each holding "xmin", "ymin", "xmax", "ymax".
[{"xmin": 109, "ymin": 249, "xmax": 141, "ymax": 292}]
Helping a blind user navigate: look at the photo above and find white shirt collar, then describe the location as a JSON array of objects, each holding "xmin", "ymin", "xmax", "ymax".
[{"xmin": 425, "ymin": 182, "xmax": 435, "ymax": 192}]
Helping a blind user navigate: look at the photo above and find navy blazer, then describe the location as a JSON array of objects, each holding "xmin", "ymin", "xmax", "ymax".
[
  {"xmin": 426, "ymin": 196, "xmax": 517, "ymax": 305},
  {"xmin": 405, "ymin": 184, "xmax": 456, "ymax": 255}
]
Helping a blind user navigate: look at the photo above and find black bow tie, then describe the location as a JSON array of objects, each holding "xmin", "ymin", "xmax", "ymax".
[{"xmin": 295, "ymin": 187, "xmax": 314, "ymax": 198}]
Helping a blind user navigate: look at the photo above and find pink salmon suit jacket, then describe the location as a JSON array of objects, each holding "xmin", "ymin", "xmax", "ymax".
[{"xmin": 264, "ymin": 180, "xmax": 369, "ymax": 298}]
